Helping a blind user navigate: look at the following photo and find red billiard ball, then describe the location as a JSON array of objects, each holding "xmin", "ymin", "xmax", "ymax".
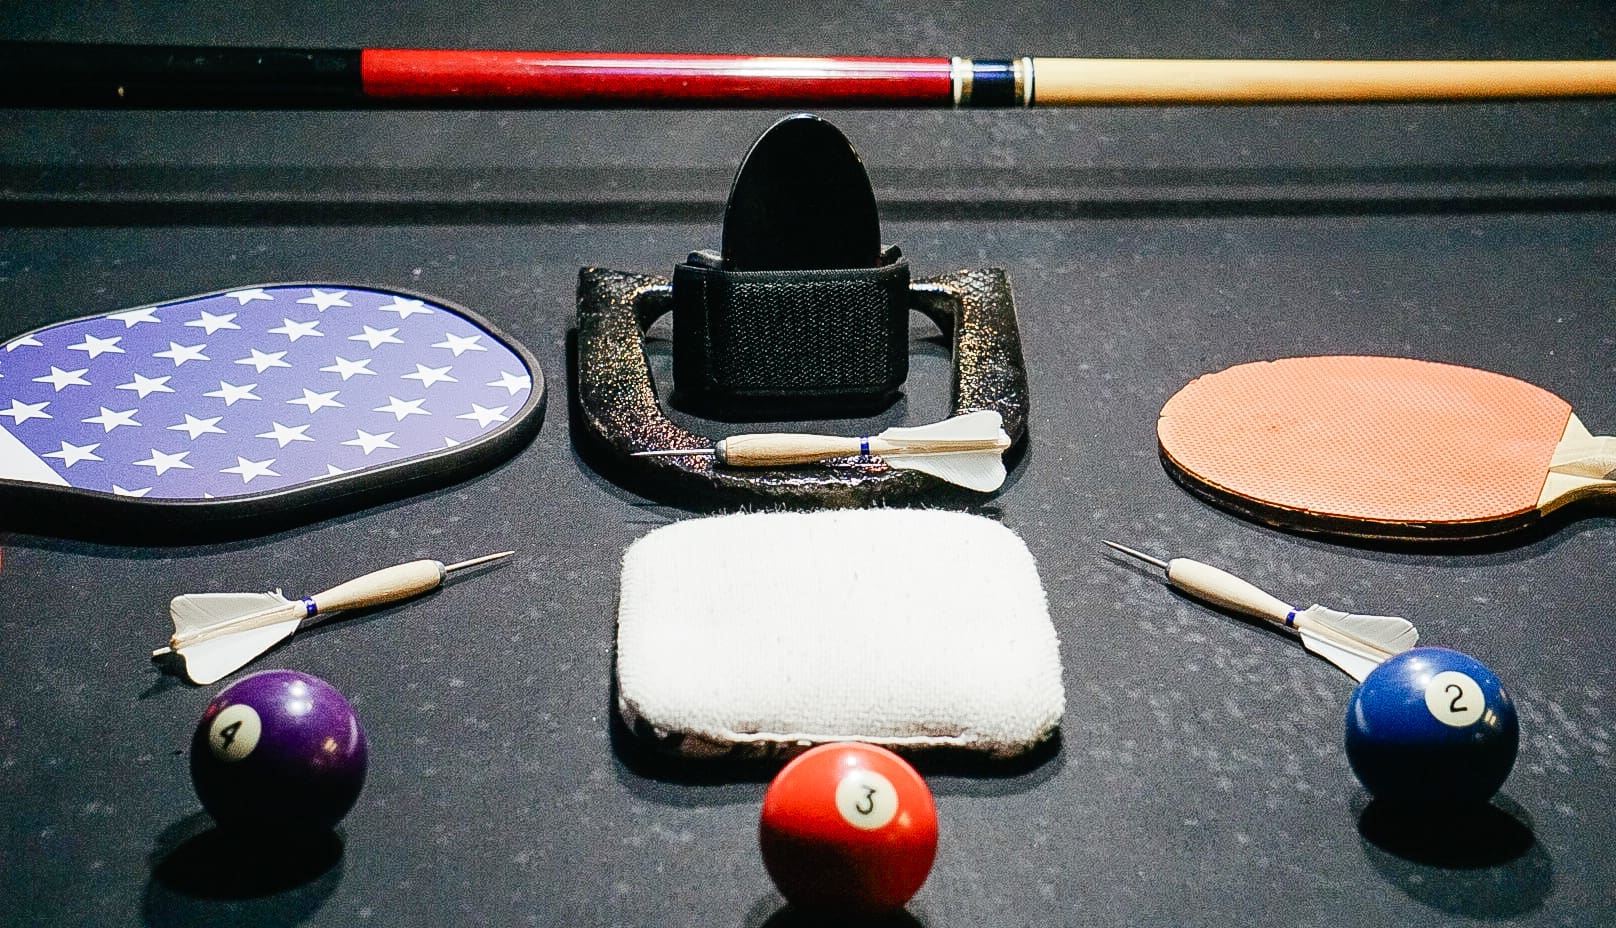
[{"xmin": 759, "ymin": 742, "xmax": 938, "ymax": 915}]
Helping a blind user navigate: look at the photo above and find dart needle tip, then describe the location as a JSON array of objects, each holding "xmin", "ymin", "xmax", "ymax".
[
  {"xmin": 631, "ymin": 448, "xmax": 716, "ymax": 457},
  {"xmin": 444, "ymin": 551, "xmax": 517, "ymax": 573},
  {"xmin": 1101, "ymin": 540, "xmax": 1172, "ymax": 571}
]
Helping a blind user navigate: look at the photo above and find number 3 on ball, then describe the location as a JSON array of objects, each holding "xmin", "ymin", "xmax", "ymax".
[{"xmin": 835, "ymin": 769, "xmax": 898, "ymax": 829}]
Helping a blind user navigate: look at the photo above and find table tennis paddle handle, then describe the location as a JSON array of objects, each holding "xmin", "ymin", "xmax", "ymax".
[
  {"xmin": 1549, "ymin": 432, "xmax": 1616, "ymax": 479},
  {"xmin": 309, "ymin": 559, "xmax": 447, "ymax": 613},
  {"xmin": 1166, "ymin": 558, "xmax": 1293, "ymax": 623}
]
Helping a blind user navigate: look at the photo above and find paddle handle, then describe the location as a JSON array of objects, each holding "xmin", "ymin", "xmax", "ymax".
[
  {"xmin": 1548, "ymin": 431, "xmax": 1616, "ymax": 479},
  {"xmin": 310, "ymin": 559, "xmax": 446, "ymax": 612},
  {"xmin": 1166, "ymin": 558, "xmax": 1293, "ymax": 624}
]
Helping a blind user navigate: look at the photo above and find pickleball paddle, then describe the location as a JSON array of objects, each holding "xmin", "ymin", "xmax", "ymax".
[
  {"xmin": 0, "ymin": 283, "xmax": 543, "ymax": 540},
  {"xmin": 1157, "ymin": 356, "xmax": 1614, "ymax": 541}
]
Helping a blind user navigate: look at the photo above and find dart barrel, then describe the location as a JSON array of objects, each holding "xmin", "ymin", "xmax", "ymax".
[{"xmin": 4, "ymin": 42, "xmax": 1616, "ymax": 107}]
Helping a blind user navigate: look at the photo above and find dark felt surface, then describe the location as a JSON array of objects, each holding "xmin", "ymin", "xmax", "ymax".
[{"xmin": 2, "ymin": 3, "xmax": 1615, "ymax": 926}]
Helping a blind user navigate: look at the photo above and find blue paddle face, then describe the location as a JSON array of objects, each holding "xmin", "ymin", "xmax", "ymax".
[{"xmin": 0, "ymin": 285, "xmax": 540, "ymax": 526}]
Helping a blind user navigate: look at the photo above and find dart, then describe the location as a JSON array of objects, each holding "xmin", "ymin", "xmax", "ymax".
[
  {"xmin": 632, "ymin": 410, "xmax": 1013, "ymax": 492},
  {"xmin": 1102, "ymin": 541, "xmax": 1417, "ymax": 681},
  {"xmin": 152, "ymin": 551, "xmax": 513, "ymax": 685}
]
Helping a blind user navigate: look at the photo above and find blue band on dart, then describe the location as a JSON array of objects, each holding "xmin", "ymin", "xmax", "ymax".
[
  {"xmin": 1284, "ymin": 610, "xmax": 1297, "ymax": 627},
  {"xmin": 860, "ymin": 438, "xmax": 871, "ymax": 456},
  {"xmin": 303, "ymin": 597, "xmax": 318, "ymax": 617}
]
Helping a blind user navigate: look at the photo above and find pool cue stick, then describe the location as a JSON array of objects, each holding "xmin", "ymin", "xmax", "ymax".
[{"xmin": 3, "ymin": 42, "xmax": 1616, "ymax": 108}]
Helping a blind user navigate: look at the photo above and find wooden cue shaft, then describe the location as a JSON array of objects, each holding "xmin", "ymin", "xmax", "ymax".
[{"xmin": 1030, "ymin": 58, "xmax": 1616, "ymax": 104}]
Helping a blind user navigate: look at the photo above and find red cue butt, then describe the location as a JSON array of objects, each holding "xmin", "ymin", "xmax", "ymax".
[{"xmin": 361, "ymin": 50, "xmax": 954, "ymax": 105}]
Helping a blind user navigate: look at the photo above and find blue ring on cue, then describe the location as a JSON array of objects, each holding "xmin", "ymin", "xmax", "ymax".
[
  {"xmin": 302, "ymin": 597, "xmax": 318, "ymax": 617},
  {"xmin": 970, "ymin": 60, "xmax": 1019, "ymax": 107}
]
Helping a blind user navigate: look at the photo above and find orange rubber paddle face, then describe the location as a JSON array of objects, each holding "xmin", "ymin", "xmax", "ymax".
[{"xmin": 1158, "ymin": 356, "xmax": 1574, "ymax": 539}]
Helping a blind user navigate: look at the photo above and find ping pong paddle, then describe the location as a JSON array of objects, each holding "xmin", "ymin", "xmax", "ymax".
[
  {"xmin": 0, "ymin": 283, "xmax": 543, "ymax": 540},
  {"xmin": 1157, "ymin": 356, "xmax": 1615, "ymax": 541}
]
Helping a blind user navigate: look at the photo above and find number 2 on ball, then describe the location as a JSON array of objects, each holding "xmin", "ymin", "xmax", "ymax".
[{"xmin": 1425, "ymin": 671, "xmax": 1485, "ymax": 728}]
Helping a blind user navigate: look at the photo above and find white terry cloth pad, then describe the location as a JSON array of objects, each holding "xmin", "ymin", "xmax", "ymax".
[{"xmin": 616, "ymin": 508, "xmax": 1064, "ymax": 758}]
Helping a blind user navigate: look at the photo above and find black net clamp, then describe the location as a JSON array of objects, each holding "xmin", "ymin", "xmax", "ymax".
[{"xmin": 671, "ymin": 246, "xmax": 910, "ymax": 407}]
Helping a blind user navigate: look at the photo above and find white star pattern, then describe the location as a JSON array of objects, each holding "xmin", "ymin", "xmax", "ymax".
[
  {"xmin": 375, "ymin": 396, "xmax": 430, "ymax": 421},
  {"xmin": 117, "ymin": 373, "xmax": 175, "ymax": 398},
  {"xmin": 67, "ymin": 334, "xmax": 125, "ymax": 359},
  {"xmin": 2, "ymin": 399, "xmax": 52, "ymax": 424},
  {"xmin": 5, "ymin": 335, "xmax": 43, "ymax": 351},
  {"xmin": 256, "ymin": 422, "xmax": 315, "ymax": 447},
  {"xmin": 402, "ymin": 363, "xmax": 457, "ymax": 388},
  {"xmin": 457, "ymin": 404, "xmax": 510, "ymax": 427},
  {"xmin": 221, "ymin": 456, "xmax": 280, "ymax": 483},
  {"xmin": 325, "ymin": 464, "xmax": 349, "ymax": 476},
  {"xmin": 185, "ymin": 311, "xmax": 240, "ymax": 335},
  {"xmin": 235, "ymin": 349, "xmax": 292, "ymax": 373},
  {"xmin": 298, "ymin": 289, "xmax": 351, "ymax": 311},
  {"xmin": 267, "ymin": 318, "xmax": 323, "ymax": 342},
  {"xmin": 342, "ymin": 429, "xmax": 399, "ymax": 455},
  {"xmin": 433, "ymin": 332, "xmax": 487, "ymax": 356},
  {"xmin": 349, "ymin": 326, "xmax": 404, "ymax": 349},
  {"xmin": 33, "ymin": 366, "xmax": 91, "ymax": 391},
  {"xmin": 204, "ymin": 381, "xmax": 261, "ymax": 406},
  {"xmin": 107, "ymin": 306, "xmax": 162, "ymax": 327},
  {"xmin": 82, "ymin": 407, "xmax": 141, "ymax": 432},
  {"xmin": 320, "ymin": 356, "xmax": 375, "ymax": 380},
  {"xmin": 168, "ymin": 414, "xmax": 226, "ymax": 439},
  {"xmin": 378, "ymin": 296, "xmax": 433, "ymax": 319},
  {"xmin": 133, "ymin": 448, "xmax": 193, "ymax": 476},
  {"xmin": 43, "ymin": 440, "xmax": 102, "ymax": 467},
  {"xmin": 112, "ymin": 485, "xmax": 153, "ymax": 497},
  {"xmin": 226, "ymin": 288, "xmax": 275, "ymax": 304},
  {"xmin": 443, "ymin": 436, "xmax": 462, "ymax": 448},
  {"xmin": 288, "ymin": 388, "xmax": 344, "ymax": 413},
  {"xmin": 154, "ymin": 342, "xmax": 210, "ymax": 366},
  {"xmin": 486, "ymin": 371, "xmax": 532, "ymax": 396}
]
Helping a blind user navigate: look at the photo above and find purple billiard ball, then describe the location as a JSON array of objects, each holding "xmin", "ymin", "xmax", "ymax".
[
  {"xmin": 190, "ymin": 670, "xmax": 367, "ymax": 833},
  {"xmin": 1345, "ymin": 647, "xmax": 1518, "ymax": 806}
]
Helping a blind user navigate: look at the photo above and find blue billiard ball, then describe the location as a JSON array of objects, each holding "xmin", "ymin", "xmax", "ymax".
[
  {"xmin": 1345, "ymin": 647, "xmax": 1518, "ymax": 805},
  {"xmin": 190, "ymin": 670, "xmax": 368, "ymax": 833}
]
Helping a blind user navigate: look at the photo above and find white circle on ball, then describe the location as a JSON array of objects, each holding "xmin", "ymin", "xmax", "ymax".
[
  {"xmin": 208, "ymin": 704, "xmax": 262, "ymax": 761},
  {"xmin": 835, "ymin": 769, "xmax": 899, "ymax": 830},
  {"xmin": 1424, "ymin": 670, "xmax": 1485, "ymax": 728}
]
